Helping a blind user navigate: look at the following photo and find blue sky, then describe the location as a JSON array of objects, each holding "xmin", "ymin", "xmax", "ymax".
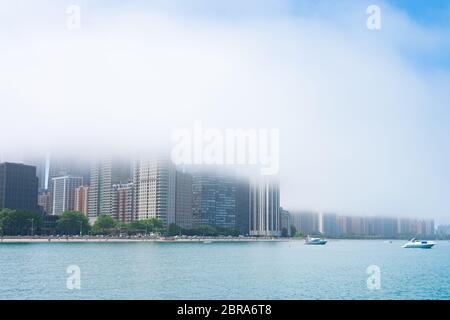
[
  {"xmin": 85, "ymin": 0, "xmax": 450, "ymax": 70},
  {"xmin": 389, "ymin": 0, "xmax": 450, "ymax": 26}
]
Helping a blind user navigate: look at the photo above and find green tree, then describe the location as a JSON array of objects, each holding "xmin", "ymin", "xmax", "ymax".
[
  {"xmin": 196, "ymin": 225, "xmax": 218, "ymax": 236},
  {"xmin": 127, "ymin": 218, "xmax": 164, "ymax": 235},
  {"xmin": 290, "ymin": 225, "xmax": 297, "ymax": 237},
  {"xmin": 91, "ymin": 215, "xmax": 118, "ymax": 235},
  {"xmin": 167, "ymin": 223, "xmax": 182, "ymax": 236},
  {"xmin": 281, "ymin": 227, "xmax": 289, "ymax": 237},
  {"xmin": 56, "ymin": 211, "xmax": 89, "ymax": 235},
  {"xmin": 0, "ymin": 209, "xmax": 43, "ymax": 236}
]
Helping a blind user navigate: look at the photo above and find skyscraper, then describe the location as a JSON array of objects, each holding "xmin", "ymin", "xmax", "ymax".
[
  {"xmin": 133, "ymin": 156, "xmax": 176, "ymax": 225},
  {"xmin": 88, "ymin": 158, "xmax": 131, "ymax": 219},
  {"xmin": 191, "ymin": 169, "xmax": 238, "ymax": 230},
  {"xmin": 175, "ymin": 171, "xmax": 194, "ymax": 229},
  {"xmin": 0, "ymin": 162, "xmax": 38, "ymax": 212},
  {"xmin": 235, "ymin": 178, "xmax": 250, "ymax": 234},
  {"xmin": 74, "ymin": 186, "xmax": 89, "ymax": 216},
  {"xmin": 111, "ymin": 183, "xmax": 134, "ymax": 223},
  {"xmin": 51, "ymin": 176, "xmax": 83, "ymax": 215},
  {"xmin": 249, "ymin": 178, "xmax": 280, "ymax": 237},
  {"xmin": 290, "ymin": 211, "xmax": 320, "ymax": 235}
]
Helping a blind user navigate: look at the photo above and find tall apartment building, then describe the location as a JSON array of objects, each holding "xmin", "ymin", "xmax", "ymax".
[
  {"xmin": 133, "ymin": 156, "xmax": 176, "ymax": 226},
  {"xmin": 74, "ymin": 186, "xmax": 89, "ymax": 216},
  {"xmin": 111, "ymin": 183, "xmax": 134, "ymax": 223},
  {"xmin": 322, "ymin": 213, "xmax": 339, "ymax": 236},
  {"xmin": 175, "ymin": 171, "xmax": 193, "ymax": 229},
  {"xmin": 51, "ymin": 176, "xmax": 83, "ymax": 215},
  {"xmin": 88, "ymin": 158, "xmax": 131, "ymax": 218},
  {"xmin": 0, "ymin": 162, "xmax": 38, "ymax": 212},
  {"xmin": 290, "ymin": 211, "xmax": 320, "ymax": 235},
  {"xmin": 249, "ymin": 178, "xmax": 280, "ymax": 237}
]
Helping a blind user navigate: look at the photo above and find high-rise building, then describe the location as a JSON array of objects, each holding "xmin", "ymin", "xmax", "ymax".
[
  {"xmin": 322, "ymin": 213, "xmax": 338, "ymax": 236},
  {"xmin": 437, "ymin": 225, "xmax": 450, "ymax": 236},
  {"xmin": 48, "ymin": 156, "xmax": 90, "ymax": 188},
  {"xmin": 290, "ymin": 211, "xmax": 320, "ymax": 235},
  {"xmin": 38, "ymin": 192, "xmax": 52, "ymax": 214},
  {"xmin": 111, "ymin": 183, "xmax": 134, "ymax": 223},
  {"xmin": 51, "ymin": 176, "xmax": 83, "ymax": 215},
  {"xmin": 88, "ymin": 158, "xmax": 131, "ymax": 218},
  {"xmin": 191, "ymin": 169, "xmax": 239, "ymax": 230},
  {"xmin": 280, "ymin": 208, "xmax": 291, "ymax": 236},
  {"xmin": 175, "ymin": 171, "xmax": 193, "ymax": 229},
  {"xmin": 424, "ymin": 220, "xmax": 435, "ymax": 236},
  {"xmin": 0, "ymin": 162, "xmax": 38, "ymax": 212},
  {"xmin": 249, "ymin": 178, "xmax": 280, "ymax": 237},
  {"xmin": 22, "ymin": 155, "xmax": 47, "ymax": 192},
  {"xmin": 74, "ymin": 186, "xmax": 89, "ymax": 216},
  {"xmin": 368, "ymin": 217, "xmax": 398, "ymax": 237},
  {"xmin": 133, "ymin": 156, "xmax": 176, "ymax": 225},
  {"xmin": 235, "ymin": 178, "xmax": 250, "ymax": 234}
]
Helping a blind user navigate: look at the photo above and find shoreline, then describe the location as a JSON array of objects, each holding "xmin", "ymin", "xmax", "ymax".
[
  {"xmin": 0, "ymin": 236, "xmax": 294, "ymax": 243},
  {"xmin": 0, "ymin": 237, "xmax": 441, "ymax": 243}
]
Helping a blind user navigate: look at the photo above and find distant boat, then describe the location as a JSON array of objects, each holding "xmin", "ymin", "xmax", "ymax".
[
  {"xmin": 402, "ymin": 238, "xmax": 435, "ymax": 249},
  {"xmin": 304, "ymin": 236, "xmax": 327, "ymax": 245},
  {"xmin": 203, "ymin": 240, "xmax": 213, "ymax": 244}
]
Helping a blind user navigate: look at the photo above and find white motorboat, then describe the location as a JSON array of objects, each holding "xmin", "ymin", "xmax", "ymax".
[
  {"xmin": 304, "ymin": 236, "xmax": 327, "ymax": 245},
  {"xmin": 402, "ymin": 238, "xmax": 435, "ymax": 249}
]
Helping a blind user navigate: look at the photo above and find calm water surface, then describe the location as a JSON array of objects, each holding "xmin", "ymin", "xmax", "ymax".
[{"xmin": 0, "ymin": 240, "xmax": 449, "ymax": 299}]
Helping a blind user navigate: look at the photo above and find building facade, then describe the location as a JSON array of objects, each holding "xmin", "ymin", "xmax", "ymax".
[
  {"xmin": 111, "ymin": 183, "xmax": 134, "ymax": 223},
  {"xmin": 191, "ymin": 170, "xmax": 240, "ymax": 230},
  {"xmin": 175, "ymin": 171, "xmax": 194, "ymax": 229},
  {"xmin": 249, "ymin": 178, "xmax": 280, "ymax": 237},
  {"xmin": 290, "ymin": 211, "xmax": 320, "ymax": 235},
  {"xmin": 74, "ymin": 186, "xmax": 89, "ymax": 216},
  {"xmin": 133, "ymin": 156, "xmax": 176, "ymax": 226},
  {"xmin": 51, "ymin": 176, "xmax": 83, "ymax": 215},
  {"xmin": 0, "ymin": 162, "xmax": 38, "ymax": 212},
  {"xmin": 88, "ymin": 158, "xmax": 131, "ymax": 218}
]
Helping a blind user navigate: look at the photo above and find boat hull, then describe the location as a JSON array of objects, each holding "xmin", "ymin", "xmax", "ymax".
[
  {"xmin": 305, "ymin": 240, "xmax": 327, "ymax": 245},
  {"xmin": 403, "ymin": 243, "xmax": 435, "ymax": 249}
]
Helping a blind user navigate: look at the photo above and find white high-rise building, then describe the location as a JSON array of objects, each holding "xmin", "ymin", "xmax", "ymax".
[
  {"xmin": 249, "ymin": 178, "xmax": 281, "ymax": 237},
  {"xmin": 51, "ymin": 176, "xmax": 83, "ymax": 215},
  {"xmin": 133, "ymin": 155, "xmax": 176, "ymax": 226}
]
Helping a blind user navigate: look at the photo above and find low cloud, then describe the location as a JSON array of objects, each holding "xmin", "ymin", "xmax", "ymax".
[{"xmin": 1, "ymin": 0, "xmax": 449, "ymax": 223}]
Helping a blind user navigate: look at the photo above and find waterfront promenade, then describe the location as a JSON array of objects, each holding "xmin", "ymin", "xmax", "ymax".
[{"xmin": 0, "ymin": 236, "xmax": 291, "ymax": 243}]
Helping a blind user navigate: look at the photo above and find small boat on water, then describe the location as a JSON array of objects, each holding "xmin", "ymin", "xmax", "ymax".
[
  {"xmin": 402, "ymin": 238, "xmax": 436, "ymax": 249},
  {"xmin": 304, "ymin": 236, "xmax": 327, "ymax": 245}
]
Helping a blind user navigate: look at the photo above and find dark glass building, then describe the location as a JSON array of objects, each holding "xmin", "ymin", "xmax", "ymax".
[
  {"xmin": 235, "ymin": 179, "xmax": 250, "ymax": 234},
  {"xmin": 0, "ymin": 162, "xmax": 39, "ymax": 212},
  {"xmin": 191, "ymin": 169, "xmax": 245, "ymax": 231}
]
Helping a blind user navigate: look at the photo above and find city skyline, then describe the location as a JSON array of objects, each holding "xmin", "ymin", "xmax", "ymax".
[
  {"xmin": 1, "ymin": 0, "xmax": 450, "ymax": 224},
  {"xmin": 0, "ymin": 157, "xmax": 444, "ymax": 236},
  {"xmin": 2, "ymin": 153, "xmax": 449, "ymax": 225}
]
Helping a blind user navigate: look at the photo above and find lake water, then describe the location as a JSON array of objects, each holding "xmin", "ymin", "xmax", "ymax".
[{"xmin": 0, "ymin": 240, "xmax": 449, "ymax": 300}]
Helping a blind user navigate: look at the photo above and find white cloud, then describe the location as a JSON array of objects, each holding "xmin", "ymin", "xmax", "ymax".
[{"xmin": 0, "ymin": 1, "xmax": 449, "ymax": 223}]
